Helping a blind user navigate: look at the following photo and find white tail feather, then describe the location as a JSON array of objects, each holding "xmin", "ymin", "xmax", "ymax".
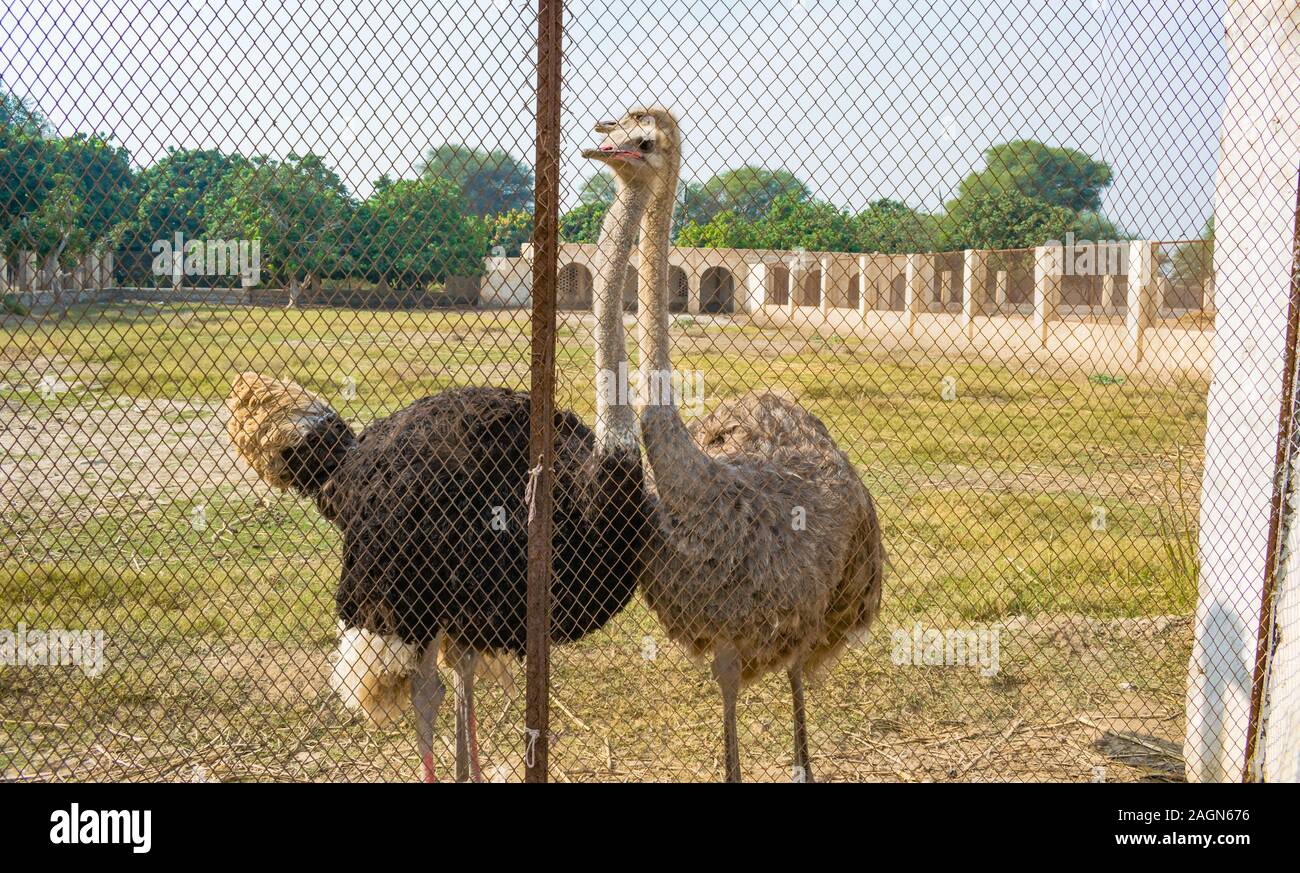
[{"xmin": 330, "ymin": 623, "xmax": 518, "ymax": 726}]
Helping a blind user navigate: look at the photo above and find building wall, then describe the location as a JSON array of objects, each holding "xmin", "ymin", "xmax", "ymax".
[{"xmin": 481, "ymin": 241, "xmax": 1213, "ymax": 376}]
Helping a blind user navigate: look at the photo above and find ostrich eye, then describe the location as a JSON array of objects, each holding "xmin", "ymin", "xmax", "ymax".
[{"xmin": 639, "ymin": 138, "xmax": 653, "ymax": 152}]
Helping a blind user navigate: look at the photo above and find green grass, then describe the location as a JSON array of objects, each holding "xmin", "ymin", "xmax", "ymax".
[{"xmin": 0, "ymin": 303, "xmax": 1205, "ymax": 781}]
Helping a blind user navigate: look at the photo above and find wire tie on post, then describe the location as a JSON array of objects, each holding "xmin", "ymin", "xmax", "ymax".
[
  {"xmin": 524, "ymin": 460, "xmax": 543, "ymax": 525},
  {"xmin": 524, "ymin": 727, "xmax": 541, "ymax": 768}
]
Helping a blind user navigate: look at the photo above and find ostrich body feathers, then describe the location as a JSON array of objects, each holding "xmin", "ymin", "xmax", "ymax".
[
  {"xmin": 228, "ymin": 373, "xmax": 650, "ymax": 721},
  {"xmin": 640, "ymin": 392, "xmax": 884, "ymax": 686}
]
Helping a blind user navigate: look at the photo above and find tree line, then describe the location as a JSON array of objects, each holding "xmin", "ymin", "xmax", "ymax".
[
  {"xmin": 5, "ymin": 83, "xmax": 1162, "ymax": 302},
  {"xmin": 566, "ymin": 142, "xmax": 1124, "ymax": 255}
]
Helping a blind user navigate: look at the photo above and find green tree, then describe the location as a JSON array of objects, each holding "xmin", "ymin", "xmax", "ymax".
[
  {"xmin": 203, "ymin": 153, "xmax": 353, "ymax": 289},
  {"xmin": 351, "ymin": 177, "xmax": 485, "ymax": 290},
  {"xmin": 5, "ymin": 133, "xmax": 133, "ymax": 266},
  {"xmin": 752, "ymin": 192, "xmax": 855, "ymax": 251},
  {"xmin": 675, "ymin": 210, "xmax": 761, "ymax": 249},
  {"xmin": 1170, "ymin": 214, "xmax": 1215, "ymax": 288},
  {"xmin": 111, "ymin": 148, "xmax": 247, "ymax": 283},
  {"xmin": 0, "ymin": 126, "xmax": 55, "ymax": 255},
  {"xmin": 852, "ymin": 198, "xmax": 938, "ymax": 253},
  {"xmin": 0, "ymin": 84, "xmax": 48, "ymax": 135},
  {"xmin": 690, "ymin": 166, "xmax": 811, "ymax": 223},
  {"xmin": 419, "ymin": 144, "xmax": 533, "ymax": 217},
  {"xmin": 577, "ymin": 170, "xmax": 615, "ymax": 206},
  {"xmin": 1070, "ymin": 209, "xmax": 1128, "ymax": 241},
  {"xmin": 485, "ymin": 208, "xmax": 533, "ymax": 257},
  {"xmin": 942, "ymin": 188, "xmax": 1077, "ymax": 250},
  {"xmin": 559, "ymin": 200, "xmax": 607, "ymax": 244},
  {"xmin": 954, "ymin": 140, "xmax": 1113, "ymax": 213}
]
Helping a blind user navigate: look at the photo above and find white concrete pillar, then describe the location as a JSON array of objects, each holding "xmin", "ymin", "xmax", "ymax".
[
  {"xmin": 856, "ymin": 256, "xmax": 870, "ymax": 316},
  {"xmin": 687, "ymin": 273, "xmax": 702, "ymax": 315},
  {"xmin": 744, "ymin": 262, "xmax": 766, "ymax": 312},
  {"xmin": 1126, "ymin": 241, "xmax": 1156, "ymax": 362},
  {"xmin": 1032, "ymin": 245, "xmax": 1061, "ymax": 347},
  {"xmin": 819, "ymin": 256, "xmax": 836, "ymax": 315},
  {"xmin": 905, "ymin": 253, "xmax": 932, "ymax": 334},
  {"xmin": 940, "ymin": 270, "xmax": 954, "ymax": 308},
  {"xmin": 995, "ymin": 270, "xmax": 1008, "ymax": 310},
  {"xmin": 787, "ymin": 264, "xmax": 802, "ymax": 315},
  {"xmin": 1188, "ymin": 0, "xmax": 1300, "ymax": 784},
  {"xmin": 962, "ymin": 249, "xmax": 988, "ymax": 340}
]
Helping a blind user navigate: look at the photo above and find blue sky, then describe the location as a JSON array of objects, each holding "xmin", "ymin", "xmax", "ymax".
[{"xmin": 2, "ymin": 0, "xmax": 1224, "ymax": 237}]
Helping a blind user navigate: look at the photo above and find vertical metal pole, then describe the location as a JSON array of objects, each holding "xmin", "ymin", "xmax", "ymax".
[{"xmin": 526, "ymin": 0, "xmax": 561, "ymax": 784}]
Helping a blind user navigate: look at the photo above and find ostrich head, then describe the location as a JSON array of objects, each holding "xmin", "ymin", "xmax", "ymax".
[{"xmin": 581, "ymin": 105, "xmax": 680, "ymax": 189}]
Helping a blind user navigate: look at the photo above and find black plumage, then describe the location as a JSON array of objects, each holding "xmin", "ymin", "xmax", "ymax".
[{"xmin": 281, "ymin": 386, "xmax": 647, "ymax": 654}]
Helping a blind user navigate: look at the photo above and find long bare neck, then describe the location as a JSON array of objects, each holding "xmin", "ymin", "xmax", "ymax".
[
  {"xmin": 636, "ymin": 155, "xmax": 714, "ymax": 496},
  {"xmin": 593, "ymin": 179, "xmax": 648, "ymax": 455},
  {"xmin": 637, "ymin": 166, "xmax": 678, "ymax": 384}
]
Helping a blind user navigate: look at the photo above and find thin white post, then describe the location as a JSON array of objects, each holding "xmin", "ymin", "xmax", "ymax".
[
  {"xmin": 962, "ymin": 249, "xmax": 988, "ymax": 340},
  {"xmin": 1032, "ymin": 245, "xmax": 1061, "ymax": 347},
  {"xmin": 1126, "ymin": 241, "xmax": 1155, "ymax": 361},
  {"xmin": 819, "ymin": 256, "xmax": 833, "ymax": 316},
  {"xmin": 905, "ymin": 253, "xmax": 931, "ymax": 335},
  {"xmin": 743, "ymin": 262, "xmax": 764, "ymax": 312},
  {"xmin": 856, "ymin": 255, "xmax": 870, "ymax": 316}
]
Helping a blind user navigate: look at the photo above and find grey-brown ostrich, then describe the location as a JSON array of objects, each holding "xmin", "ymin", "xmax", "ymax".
[
  {"xmin": 583, "ymin": 107, "xmax": 884, "ymax": 782},
  {"xmin": 226, "ymin": 198, "xmax": 651, "ymax": 780}
]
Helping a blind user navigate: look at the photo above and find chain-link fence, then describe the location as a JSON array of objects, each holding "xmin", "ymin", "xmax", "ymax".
[{"xmin": 0, "ymin": 0, "xmax": 1293, "ymax": 783}]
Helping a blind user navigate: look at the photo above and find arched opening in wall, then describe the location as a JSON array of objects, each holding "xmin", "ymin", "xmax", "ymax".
[
  {"xmin": 622, "ymin": 265, "xmax": 638, "ymax": 312},
  {"xmin": 669, "ymin": 266, "xmax": 689, "ymax": 313},
  {"xmin": 558, "ymin": 263, "xmax": 593, "ymax": 310},
  {"xmin": 889, "ymin": 272, "xmax": 907, "ymax": 310},
  {"xmin": 802, "ymin": 270, "xmax": 822, "ymax": 307},
  {"xmin": 701, "ymin": 267, "xmax": 735, "ymax": 314},
  {"xmin": 846, "ymin": 273, "xmax": 860, "ymax": 310},
  {"xmin": 768, "ymin": 265, "xmax": 790, "ymax": 305}
]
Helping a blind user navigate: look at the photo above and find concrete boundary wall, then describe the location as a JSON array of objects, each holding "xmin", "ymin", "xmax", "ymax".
[{"xmin": 478, "ymin": 240, "xmax": 1214, "ymax": 376}]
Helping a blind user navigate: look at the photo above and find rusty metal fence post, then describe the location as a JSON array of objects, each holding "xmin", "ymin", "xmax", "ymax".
[{"xmin": 525, "ymin": 0, "xmax": 563, "ymax": 784}]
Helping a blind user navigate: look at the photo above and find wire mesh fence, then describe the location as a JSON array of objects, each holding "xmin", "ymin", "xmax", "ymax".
[{"xmin": 0, "ymin": 0, "xmax": 1290, "ymax": 783}]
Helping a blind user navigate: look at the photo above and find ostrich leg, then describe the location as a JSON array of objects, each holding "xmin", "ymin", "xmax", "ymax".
[
  {"xmin": 712, "ymin": 646, "xmax": 742, "ymax": 783},
  {"xmin": 789, "ymin": 666, "xmax": 814, "ymax": 783},
  {"xmin": 452, "ymin": 648, "xmax": 483, "ymax": 782},
  {"xmin": 411, "ymin": 637, "xmax": 446, "ymax": 783}
]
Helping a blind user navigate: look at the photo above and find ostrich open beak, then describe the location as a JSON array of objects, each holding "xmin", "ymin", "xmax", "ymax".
[
  {"xmin": 581, "ymin": 144, "xmax": 644, "ymax": 164},
  {"xmin": 582, "ymin": 118, "xmax": 645, "ymax": 164}
]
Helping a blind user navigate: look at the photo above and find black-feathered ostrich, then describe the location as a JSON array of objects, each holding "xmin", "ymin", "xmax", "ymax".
[{"xmin": 227, "ymin": 186, "xmax": 652, "ymax": 779}]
